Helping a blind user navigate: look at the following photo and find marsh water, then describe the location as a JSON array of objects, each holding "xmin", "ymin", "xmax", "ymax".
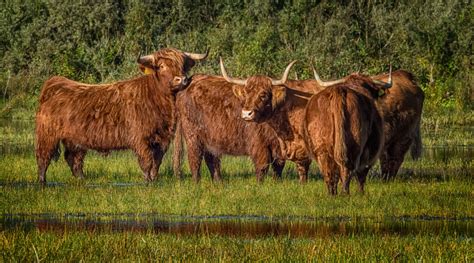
[{"xmin": 1, "ymin": 214, "xmax": 473, "ymax": 238}]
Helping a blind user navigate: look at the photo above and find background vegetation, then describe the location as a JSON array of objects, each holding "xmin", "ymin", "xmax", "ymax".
[{"xmin": 0, "ymin": 0, "xmax": 472, "ymax": 118}]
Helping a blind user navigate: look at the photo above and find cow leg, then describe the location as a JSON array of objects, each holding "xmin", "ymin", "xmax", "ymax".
[
  {"xmin": 380, "ymin": 138, "xmax": 412, "ymax": 180},
  {"xmin": 35, "ymin": 137, "xmax": 59, "ymax": 184},
  {"xmin": 204, "ymin": 152, "xmax": 222, "ymax": 182},
  {"xmin": 64, "ymin": 146, "xmax": 86, "ymax": 179},
  {"xmin": 187, "ymin": 143, "xmax": 203, "ymax": 183},
  {"xmin": 380, "ymin": 151, "xmax": 391, "ymax": 180},
  {"xmin": 252, "ymin": 151, "xmax": 271, "ymax": 183},
  {"xmin": 151, "ymin": 144, "xmax": 165, "ymax": 181},
  {"xmin": 134, "ymin": 143, "xmax": 156, "ymax": 182},
  {"xmin": 296, "ymin": 159, "xmax": 311, "ymax": 183},
  {"xmin": 271, "ymin": 158, "xmax": 285, "ymax": 180},
  {"xmin": 340, "ymin": 167, "xmax": 352, "ymax": 195},
  {"xmin": 317, "ymin": 154, "xmax": 338, "ymax": 195},
  {"xmin": 355, "ymin": 166, "xmax": 370, "ymax": 194}
]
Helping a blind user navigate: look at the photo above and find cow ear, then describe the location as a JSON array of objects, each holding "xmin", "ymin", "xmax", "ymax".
[
  {"xmin": 272, "ymin": 86, "xmax": 286, "ymax": 110},
  {"xmin": 138, "ymin": 64, "xmax": 155, "ymax": 75},
  {"xmin": 184, "ymin": 57, "xmax": 196, "ymax": 72},
  {"xmin": 144, "ymin": 67, "xmax": 155, "ymax": 75},
  {"xmin": 232, "ymin": 85, "xmax": 245, "ymax": 100}
]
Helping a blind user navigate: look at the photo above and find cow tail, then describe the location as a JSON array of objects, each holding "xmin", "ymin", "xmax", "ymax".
[
  {"xmin": 410, "ymin": 119, "xmax": 423, "ymax": 160},
  {"xmin": 172, "ymin": 116, "xmax": 184, "ymax": 179},
  {"xmin": 333, "ymin": 90, "xmax": 348, "ymax": 166}
]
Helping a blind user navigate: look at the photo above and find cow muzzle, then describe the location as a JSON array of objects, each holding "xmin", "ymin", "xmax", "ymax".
[
  {"xmin": 241, "ymin": 110, "xmax": 255, "ymax": 121},
  {"xmin": 173, "ymin": 76, "xmax": 189, "ymax": 87}
]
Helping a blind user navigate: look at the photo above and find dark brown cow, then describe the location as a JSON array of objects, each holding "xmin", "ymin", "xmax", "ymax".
[
  {"xmin": 172, "ymin": 74, "xmax": 285, "ymax": 182},
  {"xmin": 220, "ymin": 59, "xmax": 320, "ymax": 183},
  {"xmin": 303, "ymin": 73, "xmax": 391, "ymax": 195},
  {"xmin": 372, "ymin": 70, "xmax": 424, "ymax": 180},
  {"xmin": 35, "ymin": 48, "xmax": 208, "ymax": 183},
  {"xmin": 315, "ymin": 69, "xmax": 424, "ymax": 180}
]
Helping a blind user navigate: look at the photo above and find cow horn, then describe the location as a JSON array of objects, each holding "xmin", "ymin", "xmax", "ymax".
[
  {"xmin": 386, "ymin": 64, "xmax": 392, "ymax": 88},
  {"xmin": 372, "ymin": 65, "xmax": 393, "ymax": 89},
  {"xmin": 137, "ymin": 54, "xmax": 155, "ymax": 67},
  {"xmin": 271, "ymin": 60, "xmax": 297, "ymax": 86},
  {"xmin": 184, "ymin": 48, "xmax": 209, "ymax": 61},
  {"xmin": 313, "ymin": 67, "xmax": 346, "ymax": 87},
  {"xmin": 136, "ymin": 51, "xmax": 141, "ymax": 63},
  {"xmin": 219, "ymin": 57, "xmax": 247, "ymax": 86}
]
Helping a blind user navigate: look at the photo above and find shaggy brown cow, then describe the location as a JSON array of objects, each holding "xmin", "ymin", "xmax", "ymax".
[
  {"xmin": 372, "ymin": 70, "xmax": 424, "ymax": 180},
  {"xmin": 220, "ymin": 58, "xmax": 320, "ymax": 183},
  {"xmin": 172, "ymin": 75, "xmax": 285, "ymax": 182},
  {"xmin": 35, "ymin": 48, "xmax": 208, "ymax": 183},
  {"xmin": 303, "ymin": 73, "xmax": 392, "ymax": 195},
  {"xmin": 314, "ymin": 69, "xmax": 424, "ymax": 180}
]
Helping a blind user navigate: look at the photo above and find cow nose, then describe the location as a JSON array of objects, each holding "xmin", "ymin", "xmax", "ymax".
[
  {"xmin": 241, "ymin": 110, "xmax": 255, "ymax": 120},
  {"xmin": 173, "ymin": 76, "xmax": 188, "ymax": 86}
]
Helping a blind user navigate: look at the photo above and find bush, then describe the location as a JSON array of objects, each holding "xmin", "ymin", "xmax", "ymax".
[{"xmin": 0, "ymin": 0, "xmax": 472, "ymax": 117}]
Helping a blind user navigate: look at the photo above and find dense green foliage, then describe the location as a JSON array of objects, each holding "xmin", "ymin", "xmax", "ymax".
[{"xmin": 0, "ymin": 0, "xmax": 472, "ymax": 117}]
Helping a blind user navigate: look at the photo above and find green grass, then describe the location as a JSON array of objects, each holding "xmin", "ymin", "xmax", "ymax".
[
  {"xmin": 0, "ymin": 151, "xmax": 472, "ymax": 218},
  {"xmin": 1, "ymin": 230, "xmax": 472, "ymax": 261}
]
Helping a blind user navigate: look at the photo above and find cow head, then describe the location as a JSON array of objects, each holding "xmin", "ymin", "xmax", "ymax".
[
  {"xmin": 220, "ymin": 58, "xmax": 296, "ymax": 122},
  {"xmin": 137, "ymin": 48, "xmax": 209, "ymax": 91}
]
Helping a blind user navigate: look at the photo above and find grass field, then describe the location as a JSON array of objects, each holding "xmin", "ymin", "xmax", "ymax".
[
  {"xmin": 1, "ymin": 230, "xmax": 472, "ymax": 261},
  {"xmin": 1, "ymin": 117, "xmax": 473, "ymax": 261}
]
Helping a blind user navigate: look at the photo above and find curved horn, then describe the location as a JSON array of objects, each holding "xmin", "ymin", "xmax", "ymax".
[
  {"xmin": 312, "ymin": 67, "xmax": 346, "ymax": 87},
  {"xmin": 386, "ymin": 64, "xmax": 392, "ymax": 88},
  {"xmin": 271, "ymin": 60, "xmax": 297, "ymax": 86},
  {"xmin": 137, "ymin": 54, "xmax": 154, "ymax": 67},
  {"xmin": 184, "ymin": 48, "xmax": 210, "ymax": 61},
  {"xmin": 372, "ymin": 65, "xmax": 393, "ymax": 88},
  {"xmin": 219, "ymin": 57, "xmax": 247, "ymax": 86},
  {"xmin": 136, "ymin": 51, "xmax": 142, "ymax": 63}
]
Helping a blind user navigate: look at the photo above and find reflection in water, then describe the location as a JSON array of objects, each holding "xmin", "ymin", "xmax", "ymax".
[
  {"xmin": 1, "ymin": 215, "xmax": 472, "ymax": 238},
  {"xmin": 422, "ymin": 146, "xmax": 473, "ymax": 163}
]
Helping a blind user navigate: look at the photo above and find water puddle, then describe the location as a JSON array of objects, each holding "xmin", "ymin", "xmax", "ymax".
[
  {"xmin": 423, "ymin": 146, "xmax": 473, "ymax": 163},
  {"xmin": 1, "ymin": 214, "xmax": 472, "ymax": 238}
]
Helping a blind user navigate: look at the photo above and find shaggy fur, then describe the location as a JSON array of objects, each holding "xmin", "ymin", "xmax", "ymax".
[
  {"xmin": 303, "ymin": 74, "xmax": 385, "ymax": 195},
  {"xmin": 372, "ymin": 70, "xmax": 425, "ymax": 180},
  {"xmin": 35, "ymin": 48, "xmax": 203, "ymax": 183},
  {"xmin": 232, "ymin": 77, "xmax": 323, "ymax": 183},
  {"xmin": 173, "ymin": 75, "xmax": 286, "ymax": 182}
]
